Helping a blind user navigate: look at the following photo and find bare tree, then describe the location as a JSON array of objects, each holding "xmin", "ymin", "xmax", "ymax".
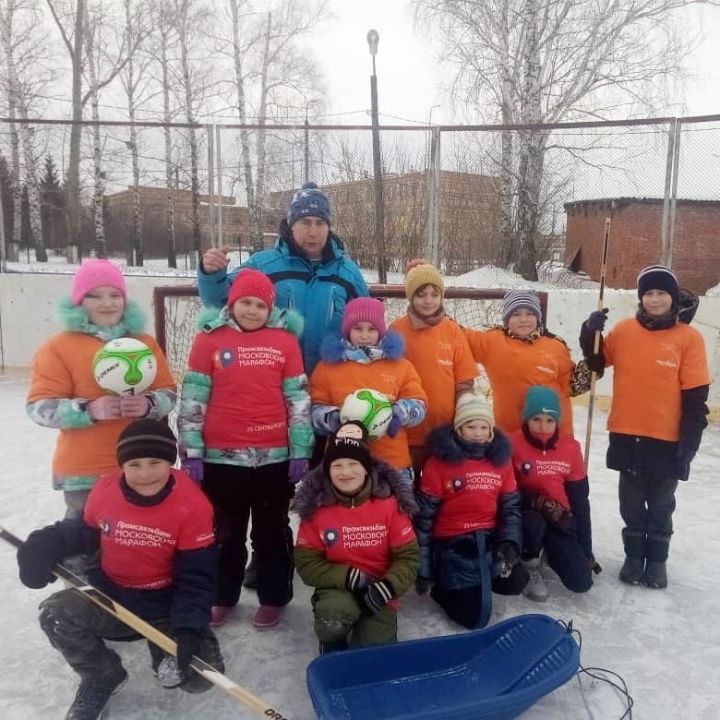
[{"xmin": 414, "ymin": 0, "xmax": 706, "ymax": 279}]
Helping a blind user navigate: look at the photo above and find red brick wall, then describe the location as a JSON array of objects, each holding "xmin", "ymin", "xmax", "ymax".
[{"xmin": 565, "ymin": 199, "xmax": 720, "ymax": 294}]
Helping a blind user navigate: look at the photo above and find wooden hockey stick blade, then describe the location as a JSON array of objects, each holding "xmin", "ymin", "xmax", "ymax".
[{"xmin": 0, "ymin": 526, "xmax": 290, "ymax": 720}]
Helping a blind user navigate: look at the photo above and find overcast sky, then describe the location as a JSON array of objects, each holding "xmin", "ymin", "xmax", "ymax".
[{"xmin": 309, "ymin": 0, "xmax": 720, "ymax": 125}]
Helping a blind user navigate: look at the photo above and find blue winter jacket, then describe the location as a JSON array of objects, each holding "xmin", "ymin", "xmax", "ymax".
[{"xmin": 197, "ymin": 221, "xmax": 369, "ymax": 374}]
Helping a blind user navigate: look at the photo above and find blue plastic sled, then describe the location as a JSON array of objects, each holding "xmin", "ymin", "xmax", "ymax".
[{"xmin": 306, "ymin": 613, "xmax": 579, "ymax": 720}]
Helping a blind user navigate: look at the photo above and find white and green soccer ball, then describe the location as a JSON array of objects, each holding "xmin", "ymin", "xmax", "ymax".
[
  {"xmin": 340, "ymin": 388, "xmax": 393, "ymax": 439},
  {"xmin": 92, "ymin": 338, "xmax": 157, "ymax": 396}
]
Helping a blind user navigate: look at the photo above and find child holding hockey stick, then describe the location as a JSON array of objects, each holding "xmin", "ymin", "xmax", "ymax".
[
  {"xmin": 26, "ymin": 259, "xmax": 176, "ymax": 518},
  {"xmin": 15, "ymin": 420, "xmax": 223, "ymax": 720},
  {"xmin": 414, "ymin": 393, "xmax": 527, "ymax": 630},
  {"xmin": 294, "ymin": 422, "xmax": 419, "ymax": 653}
]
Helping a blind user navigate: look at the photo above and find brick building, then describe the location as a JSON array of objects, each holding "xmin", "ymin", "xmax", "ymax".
[{"xmin": 564, "ymin": 198, "xmax": 720, "ymax": 294}]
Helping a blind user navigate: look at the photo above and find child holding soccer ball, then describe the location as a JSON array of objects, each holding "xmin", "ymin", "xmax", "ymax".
[
  {"xmin": 389, "ymin": 260, "xmax": 478, "ymax": 478},
  {"xmin": 177, "ymin": 268, "xmax": 313, "ymax": 630},
  {"xmin": 414, "ymin": 393, "xmax": 527, "ymax": 629},
  {"xmin": 309, "ymin": 297, "xmax": 427, "ymax": 486},
  {"xmin": 27, "ymin": 259, "xmax": 176, "ymax": 518},
  {"xmin": 294, "ymin": 422, "xmax": 419, "ymax": 653}
]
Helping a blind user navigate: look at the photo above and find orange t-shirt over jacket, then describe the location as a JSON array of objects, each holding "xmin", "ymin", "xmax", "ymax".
[
  {"xmin": 604, "ymin": 317, "xmax": 710, "ymax": 441},
  {"xmin": 465, "ymin": 327, "xmax": 576, "ymax": 436},
  {"xmin": 390, "ymin": 315, "xmax": 478, "ymax": 448},
  {"xmin": 27, "ymin": 299, "xmax": 176, "ymax": 482}
]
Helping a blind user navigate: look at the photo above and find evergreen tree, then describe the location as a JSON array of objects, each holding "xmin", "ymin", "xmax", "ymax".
[
  {"xmin": 0, "ymin": 154, "xmax": 13, "ymax": 249},
  {"xmin": 40, "ymin": 156, "xmax": 67, "ymax": 252}
]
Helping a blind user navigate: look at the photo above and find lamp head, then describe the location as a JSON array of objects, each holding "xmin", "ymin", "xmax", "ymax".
[{"xmin": 367, "ymin": 29, "xmax": 379, "ymax": 56}]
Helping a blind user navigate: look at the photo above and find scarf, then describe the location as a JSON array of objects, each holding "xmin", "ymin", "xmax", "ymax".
[
  {"xmin": 406, "ymin": 304, "xmax": 446, "ymax": 329},
  {"xmin": 635, "ymin": 304, "xmax": 678, "ymax": 331}
]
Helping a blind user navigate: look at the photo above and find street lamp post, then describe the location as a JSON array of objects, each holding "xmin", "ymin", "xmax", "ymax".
[{"xmin": 367, "ymin": 29, "xmax": 387, "ymax": 284}]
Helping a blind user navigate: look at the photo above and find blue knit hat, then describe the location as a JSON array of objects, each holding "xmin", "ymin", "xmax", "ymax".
[
  {"xmin": 287, "ymin": 181, "xmax": 331, "ymax": 227},
  {"xmin": 502, "ymin": 289, "xmax": 542, "ymax": 326},
  {"xmin": 522, "ymin": 385, "xmax": 561, "ymax": 422},
  {"xmin": 637, "ymin": 264, "xmax": 679, "ymax": 303}
]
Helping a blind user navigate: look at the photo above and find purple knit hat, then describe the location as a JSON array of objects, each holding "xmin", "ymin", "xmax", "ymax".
[
  {"xmin": 341, "ymin": 298, "xmax": 386, "ymax": 340},
  {"xmin": 71, "ymin": 259, "xmax": 127, "ymax": 306}
]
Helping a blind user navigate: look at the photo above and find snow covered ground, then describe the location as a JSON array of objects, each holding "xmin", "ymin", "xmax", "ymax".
[{"xmin": 1, "ymin": 374, "xmax": 719, "ymax": 720}]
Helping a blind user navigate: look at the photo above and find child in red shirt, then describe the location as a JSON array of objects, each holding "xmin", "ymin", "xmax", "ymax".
[
  {"xmin": 16, "ymin": 420, "xmax": 221, "ymax": 719},
  {"xmin": 415, "ymin": 393, "xmax": 527, "ymax": 630},
  {"xmin": 294, "ymin": 422, "xmax": 419, "ymax": 654},
  {"xmin": 511, "ymin": 386, "xmax": 600, "ymax": 602}
]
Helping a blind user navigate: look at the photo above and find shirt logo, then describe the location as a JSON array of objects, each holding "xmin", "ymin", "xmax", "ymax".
[
  {"xmin": 656, "ymin": 359, "xmax": 678, "ymax": 368},
  {"xmin": 214, "ymin": 348, "xmax": 235, "ymax": 368},
  {"xmin": 521, "ymin": 461, "xmax": 533, "ymax": 475},
  {"xmin": 99, "ymin": 519, "xmax": 113, "ymax": 535},
  {"xmin": 445, "ymin": 477, "xmax": 465, "ymax": 492},
  {"xmin": 536, "ymin": 365, "xmax": 555, "ymax": 375},
  {"xmin": 323, "ymin": 528, "xmax": 339, "ymax": 546}
]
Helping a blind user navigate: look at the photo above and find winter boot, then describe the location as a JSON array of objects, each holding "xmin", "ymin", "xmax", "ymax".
[
  {"xmin": 521, "ymin": 557, "xmax": 549, "ymax": 602},
  {"xmin": 243, "ymin": 553, "xmax": 258, "ymax": 589},
  {"xmin": 65, "ymin": 667, "xmax": 128, "ymax": 720},
  {"xmin": 620, "ymin": 530, "xmax": 646, "ymax": 585},
  {"xmin": 253, "ymin": 605, "xmax": 284, "ymax": 629},
  {"xmin": 319, "ymin": 639, "xmax": 349, "ymax": 655},
  {"xmin": 643, "ymin": 535, "xmax": 670, "ymax": 589},
  {"xmin": 210, "ymin": 605, "xmax": 234, "ymax": 628}
]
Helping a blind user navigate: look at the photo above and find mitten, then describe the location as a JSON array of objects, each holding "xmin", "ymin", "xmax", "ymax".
[
  {"xmin": 119, "ymin": 394, "xmax": 151, "ymax": 418},
  {"xmin": 174, "ymin": 628, "xmax": 203, "ymax": 675},
  {"xmin": 588, "ymin": 553, "xmax": 602, "ymax": 575},
  {"xmin": 17, "ymin": 528, "xmax": 61, "ymax": 589},
  {"xmin": 324, "ymin": 409, "xmax": 342, "ymax": 434},
  {"xmin": 586, "ymin": 308, "xmax": 609, "ymax": 333},
  {"xmin": 675, "ymin": 442, "xmax": 696, "ymax": 482},
  {"xmin": 530, "ymin": 495, "xmax": 575, "ymax": 533},
  {"xmin": 361, "ymin": 579, "xmax": 396, "ymax": 614},
  {"xmin": 495, "ymin": 541, "xmax": 519, "ymax": 578},
  {"xmin": 345, "ymin": 566, "xmax": 371, "ymax": 592},
  {"xmin": 182, "ymin": 458, "xmax": 204, "ymax": 485},
  {"xmin": 386, "ymin": 404, "xmax": 407, "ymax": 439},
  {"xmin": 87, "ymin": 395, "xmax": 122, "ymax": 421},
  {"xmin": 288, "ymin": 459, "xmax": 309, "ymax": 485},
  {"xmin": 415, "ymin": 576, "xmax": 432, "ymax": 595}
]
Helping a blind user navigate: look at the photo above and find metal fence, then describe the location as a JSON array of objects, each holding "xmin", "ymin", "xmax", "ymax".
[{"xmin": 1, "ymin": 114, "xmax": 719, "ymax": 282}]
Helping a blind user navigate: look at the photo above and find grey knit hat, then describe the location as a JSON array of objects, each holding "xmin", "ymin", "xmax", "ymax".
[{"xmin": 502, "ymin": 289, "xmax": 542, "ymax": 326}]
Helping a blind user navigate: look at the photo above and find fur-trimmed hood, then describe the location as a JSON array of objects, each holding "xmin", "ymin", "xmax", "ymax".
[
  {"xmin": 319, "ymin": 329, "xmax": 405, "ymax": 364},
  {"xmin": 427, "ymin": 423, "xmax": 511, "ymax": 467},
  {"xmin": 293, "ymin": 460, "xmax": 418, "ymax": 520},
  {"xmin": 58, "ymin": 296, "xmax": 147, "ymax": 340},
  {"xmin": 197, "ymin": 304, "xmax": 304, "ymax": 337}
]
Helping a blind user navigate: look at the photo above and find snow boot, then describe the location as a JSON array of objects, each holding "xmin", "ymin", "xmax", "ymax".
[
  {"xmin": 521, "ymin": 557, "xmax": 549, "ymax": 602},
  {"xmin": 65, "ymin": 667, "xmax": 128, "ymax": 720},
  {"xmin": 319, "ymin": 639, "xmax": 349, "ymax": 655},
  {"xmin": 210, "ymin": 605, "xmax": 234, "ymax": 628},
  {"xmin": 253, "ymin": 605, "xmax": 284, "ymax": 629},
  {"xmin": 643, "ymin": 536, "xmax": 670, "ymax": 589},
  {"xmin": 243, "ymin": 553, "xmax": 258, "ymax": 589},
  {"xmin": 619, "ymin": 556, "xmax": 645, "ymax": 584}
]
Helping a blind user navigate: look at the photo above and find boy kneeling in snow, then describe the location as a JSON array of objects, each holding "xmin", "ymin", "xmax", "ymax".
[
  {"xmin": 294, "ymin": 422, "xmax": 419, "ymax": 654},
  {"xmin": 16, "ymin": 419, "xmax": 223, "ymax": 720}
]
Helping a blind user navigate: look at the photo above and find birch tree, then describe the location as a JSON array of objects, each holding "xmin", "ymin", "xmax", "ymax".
[{"xmin": 414, "ymin": 0, "xmax": 708, "ymax": 279}]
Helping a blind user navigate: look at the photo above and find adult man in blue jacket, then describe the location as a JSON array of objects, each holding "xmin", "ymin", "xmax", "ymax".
[{"xmin": 198, "ymin": 181, "xmax": 369, "ymax": 375}]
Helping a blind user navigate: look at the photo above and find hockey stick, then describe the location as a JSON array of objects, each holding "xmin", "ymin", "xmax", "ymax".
[
  {"xmin": 0, "ymin": 527, "xmax": 289, "ymax": 720},
  {"xmin": 583, "ymin": 217, "xmax": 612, "ymax": 471}
]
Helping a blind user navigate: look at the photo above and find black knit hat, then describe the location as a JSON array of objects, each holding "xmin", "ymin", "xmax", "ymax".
[
  {"xmin": 323, "ymin": 422, "xmax": 372, "ymax": 475},
  {"xmin": 117, "ymin": 419, "xmax": 178, "ymax": 466},
  {"xmin": 637, "ymin": 265, "xmax": 679, "ymax": 303}
]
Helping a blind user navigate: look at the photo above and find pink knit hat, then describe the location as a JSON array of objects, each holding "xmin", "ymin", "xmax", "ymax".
[
  {"xmin": 341, "ymin": 298, "xmax": 386, "ymax": 339},
  {"xmin": 71, "ymin": 259, "xmax": 127, "ymax": 306},
  {"xmin": 228, "ymin": 268, "xmax": 276, "ymax": 308}
]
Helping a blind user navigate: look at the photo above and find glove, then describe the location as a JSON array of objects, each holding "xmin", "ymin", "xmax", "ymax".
[
  {"xmin": 174, "ymin": 628, "xmax": 203, "ymax": 676},
  {"xmin": 17, "ymin": 528, "xmax": 61, "ymax": 589},
  {"xmin": 324, "ymin": 409, "xmax": 342, "ymax": 434},
  {"xmin": 586, "ymin": 308, "xmax": 609, "ymax": 333},
  {"xmin": 87, "ymin": 395, "xmax": 122, "ymax": 421},
  {"xmin": 182, "ymin": 458, "xmax": 204, "ymax": 485},
  {"xmin": 386, "ymin": 404, "xmax": 407, "ymax": 439},
  {"xmin": 415, "ymin": 576, "xmax": 432, "ymax": 595},
  {"xmin": 496, "ymin": 541, "xmax": 519, "ymax": 579},
  {"xmin": 588, "ymin": 553, "xmax": 602, "ymax": 575},
  {"xmin": 119, "ymin": 394, "xmax": 151, "ymax": 418},
  {"xmin": 288, "ymin": 459, "xmax": 309, "ymax": 485},
  {"xmin": 345, "ymin": 566, "xmax": 371, "ymax": 592},
  {"xmin": 675, "ymin": 443, "xmax": 696, "ymax": 482},
  {"xmin": 529, "ymin": 495, "xmax": 575, "ymax": 533},
  {"xmin": 361, "ymin": 579, "xmax": 396, "ymax": 614}
]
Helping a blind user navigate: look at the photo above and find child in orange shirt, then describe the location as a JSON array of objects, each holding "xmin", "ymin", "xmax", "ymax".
[
  {"xmin": 26, "ymin": 260, "xmax": 176, "ymax": 518},
  {"xmin": 389, "ymin": 261, "xmax": 478, "ymax": 477},
  {"xmin": 310, "ymin": 298, "xmax": 427, "ymax": 487},
  {"xmin": 580, "ymin": 265, "xmax": 709, "ymax": 589}
]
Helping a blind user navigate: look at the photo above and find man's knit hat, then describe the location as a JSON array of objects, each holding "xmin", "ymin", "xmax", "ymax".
[
  {"xmin": 502, "ymin": 289, "xmax": 542, "ymax": 326},
  {"xmin": 228, "ymin": 268, "xmax": 276, "ymax": 309},
  {"xmin": 405, "ymin": 260, "xmax": 444, "ymax": 301},
  {"xmin": 323, "ymin": 423, "xmax": 373, "ymax": 475},
  {"xmin": 287, "ymin": 181, "xmax": 331, "ymax": 227},
  {"xmin": 71, "ymin": 259, "xmax": 127, "ymax": 306},
  {"xmin": 341, "ymin": 297, "xmax": 386, "ymax": 340},
  {"xmin": 522, "ymin": 385, "xmax": 561, "ymax": 422},
  {"xmin": 117, "ymin": 419, "xmax": 178, "ymax": 466},
  {"xmin": 637, "ymin": 264, "xmax": 679, "ymax": 303},
  {"xmin": 453, "ymin": 393, "xmax": 495, "ymax": 431}
]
